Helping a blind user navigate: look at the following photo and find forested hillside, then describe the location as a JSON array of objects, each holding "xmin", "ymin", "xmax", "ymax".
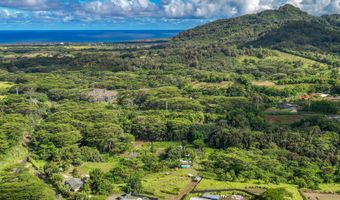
[{"xmin": 0, "ymin": 4, "xmax": 339, "ymax": 200}]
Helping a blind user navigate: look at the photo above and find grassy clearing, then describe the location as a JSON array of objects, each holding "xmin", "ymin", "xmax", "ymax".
[
  {"xmin": 265, "ymin": 114, "xmax": 305, "ymax": 125},
  {"xmin": 0, "ymin": 145, "xmax": 28, "ymax": 172},
  {"xmin": 142, "ymin": 168, "xmax": 196, "ymax": 199},
  {"xmin": 78, "ymin": 159, "xmax": 119, "ymax": 175},
  {"xmin": 191, "ymin": 81, "xmax": 233, "ymax": 89},
  {"xmin": 195, "ymin": 179, "xmax": 303, "ymax": 200},
  {"xmin": 238, "ymin": 50, "xmax": 326, "ymax": 67},
  {"xmin": 252, "ymin": 81, "xmax": 286, "ymax": 89},
  {"xmin": 264, "ymin": 112, "xmax": 321, "ymax": 125}
]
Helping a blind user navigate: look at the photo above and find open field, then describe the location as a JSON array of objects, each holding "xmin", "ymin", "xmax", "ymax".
[
  {"xmin": 238, "ymin": 50, "xmax": 327, "ymax": 68},
  {"xmin": 78, "ymin": 160, "xmax": 120, "ymax": 175},
  {"xmin": 252, "ymin": 81, "xmax": 286, "ymax": 89},
  {"xmin": 265, "ymin": 114, "xmax": 306, "ymax": 125},
  {"xmin": 191, "ymin": 81, "xmax": 233, "ymax": 89},
  {"xmin": 142, "ymin": 168, "xmax": 196, "ymax": 200},
  {"xmin": 264, "ymin": 112, "xmax": 321, "ymax": 125}
]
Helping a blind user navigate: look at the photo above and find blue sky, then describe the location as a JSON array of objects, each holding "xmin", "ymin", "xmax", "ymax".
[{"xmin": 0, "ymin": 0, "xmax": 339, "ymax": 30}]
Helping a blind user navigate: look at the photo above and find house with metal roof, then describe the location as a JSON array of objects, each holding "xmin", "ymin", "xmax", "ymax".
[{"xmin": 65, "ymin": 178, "xmax": 84, "ymax": 192}]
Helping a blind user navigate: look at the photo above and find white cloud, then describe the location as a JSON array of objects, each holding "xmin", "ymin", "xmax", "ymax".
[
  {"xmin": 0, "ymin": 0, "xmax": 338, "ymax": 24},
  {"xmin": 0, "ymin": 0, "xmax": 58, "ymax": 11},
  {"xmin": 82, "ymin": 0, "xmax": 157, "ymax": 18}
]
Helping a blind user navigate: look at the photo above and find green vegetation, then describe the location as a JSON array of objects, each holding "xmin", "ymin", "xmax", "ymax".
[
  {"xmin": 0, "ymin": 166, "xmax": 55, "ymax": 200},
  {"xmin": 0, "ymin": 4, "xmax": 339, "ymax": 200}
]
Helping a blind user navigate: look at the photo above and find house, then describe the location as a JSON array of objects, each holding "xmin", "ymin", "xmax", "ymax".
[
  {"xmin": 118, "ymin": 193, "xmax": 154, "ymax": 200},
  {"xmin": 179, "ymin": 159, "xmax": 192, "ymax": 168},
  {"xmin": 118, "ymin": 194, "xmax": 144, "ymax": 200},
  {"xmin": 278, "ymin": 103, "xmax": 299, "ymax": 113},
  {"xmin": 190, "ymin": 198, "xmax": 209, "ymax": 200},
  {"xmin": 202, "ymin": 193, "xmax": 220, "ymax": 200},
  {"xmin": 65, "ymin": 178, "xmax": 84, "ymax": 192}
]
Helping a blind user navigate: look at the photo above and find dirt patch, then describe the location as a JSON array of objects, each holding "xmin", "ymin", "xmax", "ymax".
[
  {"xmin": 303, "ymin": 192, "xmax": 340, "ymax": 200},
  {"xmin": 87, "ymin": 89, "xmax": 118, "ymax": 103},
  {"xmin": 265, "ymin": 115, "xmax": 305, "ymax": 125}
]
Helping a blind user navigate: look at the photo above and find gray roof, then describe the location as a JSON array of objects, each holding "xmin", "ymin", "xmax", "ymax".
[
  {"xmin": 202, "ymin": 193, "xmax": 220, "ymax": 200},
  {"xmin": 278, "ymin": 103, "xmax": 298, "ymax": 109},
  {"xmin": 65, "ymin": 178, "xmax": 83, "ymax": 190}
]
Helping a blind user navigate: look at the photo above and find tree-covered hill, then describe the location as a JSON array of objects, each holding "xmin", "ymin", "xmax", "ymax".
[
  {"xmin": 248, "ymin": 20, "xmax": 340, "ymax": 53},
  {"xmin": 174, "ymin": 4, "xmax": 313, "ymax": 43},
  {"xmin": 173, "ymin": 4, "xmax": 340, "ymax": 53},
  {"xmin": 322, "ymin": 14, "xmax": 340, "ymax": 27}
]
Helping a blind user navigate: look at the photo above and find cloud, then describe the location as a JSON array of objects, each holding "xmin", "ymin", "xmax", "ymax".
[
  {"xmin": 289, "ymin": 0, "xmax": 340, "ymax": 15},
  {"xmin": 81, "ymin": 0, "xmax": 157, "ymax": 18},
  {"xmin": 0, "ymin": 0, "xmax": 338, "ymax": 26},
  {"xmin": 161, "ymin": 0, "xmax": 263, "ymax": 18},
  {"xmin": 0, "ymin": 0, "xmax": 58, "ymax": 11}
]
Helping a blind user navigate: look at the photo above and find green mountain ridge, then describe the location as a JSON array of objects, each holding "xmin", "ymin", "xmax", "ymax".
[{"xmin": 173, "ymin": 4, "xmax": 340, "ymax": 53}]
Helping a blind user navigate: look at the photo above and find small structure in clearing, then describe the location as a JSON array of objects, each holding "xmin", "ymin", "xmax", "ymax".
[
  {"xmin": 179, "ymin": 159, "xmax": 192, "ymax": 168},
  {"xmin": 65, "ymin": 178, "xmax": 84, "ymax": 192},
  {"xmin": 278, "ymin": 103, "xmax": 299, "ymax": 113}
]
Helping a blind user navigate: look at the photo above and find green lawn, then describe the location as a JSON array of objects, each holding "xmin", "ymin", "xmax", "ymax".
[
  {"xmin": 195, "ymin": 179, "xmax": 303, "ymax": 200},
  {"xmin": 142, "ymin": 168, "xmax": 196, "ymax": 199},
  {"xmin": 78, "ymin": 160, "xmax": 119, "ymax": 175}
]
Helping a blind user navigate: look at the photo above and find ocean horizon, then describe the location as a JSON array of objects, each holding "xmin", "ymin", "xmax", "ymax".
[{"xmin": 0, "ymin": 30, "xmax": 181, "ymax": 44}]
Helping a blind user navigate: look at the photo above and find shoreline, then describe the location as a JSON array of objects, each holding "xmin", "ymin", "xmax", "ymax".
[{"xmin": 0, "ymin": 38, "xmax": 171, "ymax": 46}]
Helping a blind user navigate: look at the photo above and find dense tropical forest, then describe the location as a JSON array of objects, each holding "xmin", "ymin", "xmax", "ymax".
[{"xmin": 0, "ymin": 4, "xmax": 339, "ymax": 200}]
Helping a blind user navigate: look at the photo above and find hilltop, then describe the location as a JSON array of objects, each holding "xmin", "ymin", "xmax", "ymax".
[{"xmin": 173, "ymin": 4, "xmax": 340, "ymax": 53}]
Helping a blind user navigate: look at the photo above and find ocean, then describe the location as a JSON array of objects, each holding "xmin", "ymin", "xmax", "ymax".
[{"xmin": 0, "ymin": 30, "xmax": 181, "ymax": 44}]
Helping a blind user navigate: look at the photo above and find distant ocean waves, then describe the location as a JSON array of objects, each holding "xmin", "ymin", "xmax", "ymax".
[{"xmin": 0, "ymin": 30, "xmax": 181, "ymax": 44}]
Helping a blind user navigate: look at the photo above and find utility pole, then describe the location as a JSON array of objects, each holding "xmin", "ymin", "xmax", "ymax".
[{"xmin": 165, "ymin": 101, "xmax": 168, "ymax": 120}]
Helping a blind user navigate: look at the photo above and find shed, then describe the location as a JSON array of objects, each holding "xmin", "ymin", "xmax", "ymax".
[
  {"xmin": 278, "ymin": 103, "xmax": 298, "ymax": 109},
  {"xmin": 278, "ymin": 103, "xmax": 299, "ymax": 113},
  {"xmin": 193, "ymin": 176, "xmax": 202, "ymax": 182},
  {"xmin": 65, "ymin": 178, "xmax": 83, "ymax": 192}
]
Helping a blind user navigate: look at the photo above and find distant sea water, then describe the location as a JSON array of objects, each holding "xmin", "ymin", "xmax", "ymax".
[{"xmin": 0, "ymin": 30, "xmax": 181, "ymax": 44}]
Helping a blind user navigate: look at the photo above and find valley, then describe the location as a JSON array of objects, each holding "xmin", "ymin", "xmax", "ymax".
[{"xmin": 0, "ymin": 4, "xmax": 339, "ymax": 200}]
